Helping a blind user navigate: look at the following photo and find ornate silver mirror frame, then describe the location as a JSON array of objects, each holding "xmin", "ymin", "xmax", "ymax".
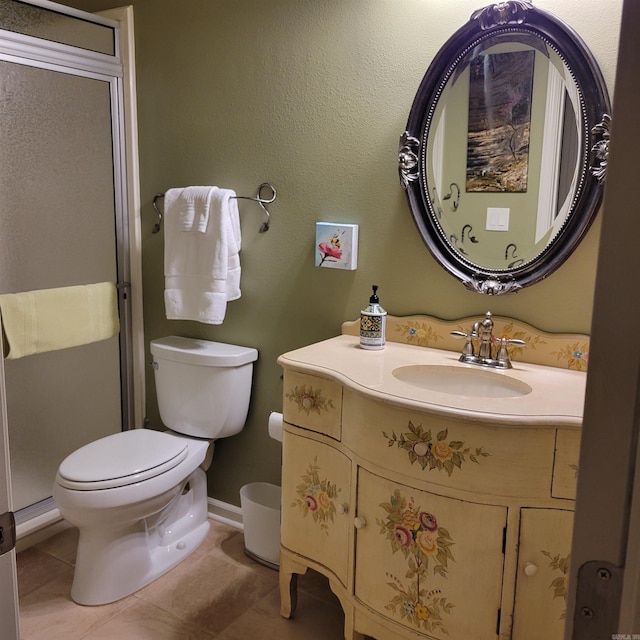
[{"xmin": 399, "ymin": 1, "xmax": 611, "ymax": 295}]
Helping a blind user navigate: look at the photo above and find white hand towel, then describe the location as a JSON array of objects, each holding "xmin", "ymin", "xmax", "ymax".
[
  {"xmin": 164, "ymin": 186, "xmax": 217, "ymax": 233},
  {"xmin": 164, "ymin": 188, "xmax": 241, "ymax": 324}
]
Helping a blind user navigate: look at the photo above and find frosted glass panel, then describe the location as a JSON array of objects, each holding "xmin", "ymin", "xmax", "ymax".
[
  {"xmin": 0, "ymin": 60, "xmax": 121, "ymax": 510},
  {"xmin": 0, "ymin": 0, "xmax": 114, "ymax": 54}
]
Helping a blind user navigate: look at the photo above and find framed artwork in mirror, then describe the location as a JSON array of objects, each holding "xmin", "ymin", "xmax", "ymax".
[{"xmin": 466, "ymin": 49, "xmax": 535, "ymax": 194}]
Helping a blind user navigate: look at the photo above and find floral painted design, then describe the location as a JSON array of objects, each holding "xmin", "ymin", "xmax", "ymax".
[
  {"xmin": 285, "ymin": 384, "xmax": 335, "ymax": 416},
  {"xmin": 292, "ymin": 458, "xmax": 341, "ymax": 534},
  {"xmin": 395, "ymin": 321, "xmax": 444, "ymax": 347},
  {"xmin": 541, "ymin": 550, "xmax": 570, "ymax": 619},
  {"xmin": 383, "ymin": 421, "xmax": 490, "ymax": 476},
  {"xmin": 497, "ymin": 322, "xmax": 547, "ymax": 362},
  {"xmin": 551, "ymin": 342, "xmax": 589, "ymax": 371},
  {"xmin": 378, "ymin": 490, "xmax": 455, "ymax": 634}
]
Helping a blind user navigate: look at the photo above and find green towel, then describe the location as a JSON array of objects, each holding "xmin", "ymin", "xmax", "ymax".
[{"xmin": 0, "ymin": 282, "xmax": 120, "ymax": 359}]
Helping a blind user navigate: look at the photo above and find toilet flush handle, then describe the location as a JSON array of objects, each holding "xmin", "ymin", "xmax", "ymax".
[{"xmin": 148, "ymin": 360, "xmax": 159, "ymax": 370}]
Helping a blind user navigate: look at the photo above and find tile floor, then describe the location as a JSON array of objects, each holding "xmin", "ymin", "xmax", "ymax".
[{"xmin": 17, "ymin": 520, "xmax": 346, "ymax": 639}]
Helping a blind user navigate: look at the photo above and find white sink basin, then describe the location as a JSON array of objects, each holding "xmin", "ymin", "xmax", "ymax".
[{"xmin": 392, "ymin": 364, "xmax": 533, "ymax": 398}]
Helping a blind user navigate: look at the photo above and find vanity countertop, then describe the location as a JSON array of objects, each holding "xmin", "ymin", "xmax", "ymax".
[{"xmin": 278, "ymin": 335, "xmax": 586, "ymax": 428}]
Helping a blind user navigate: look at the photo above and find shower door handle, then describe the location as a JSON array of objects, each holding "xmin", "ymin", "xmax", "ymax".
[{"xmin": 0, "ymin": 511, "xmax": 16, "ymax": 555}]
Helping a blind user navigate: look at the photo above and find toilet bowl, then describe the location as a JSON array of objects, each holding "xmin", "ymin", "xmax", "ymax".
[{"xmin": 53, "ymin": 336, "xmax": 258, "ymax": 605}]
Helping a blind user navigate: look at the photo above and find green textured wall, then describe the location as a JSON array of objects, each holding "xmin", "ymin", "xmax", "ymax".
[{"xmin": 62, "ymin": 0, "xmax": 622, "ymax": 505}]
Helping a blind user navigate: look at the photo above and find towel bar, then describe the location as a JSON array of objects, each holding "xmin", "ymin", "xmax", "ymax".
[{"xmin": 152, "ymin": 182, "xmax": 276, "ymax": 234}]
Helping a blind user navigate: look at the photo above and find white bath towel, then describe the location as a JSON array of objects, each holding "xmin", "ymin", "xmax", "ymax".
[
  {"xmin": 0, "ymin": 282, "xmax": 120, "ymax": 359},
  {"xmin": 164, "ymin": 186, "xmax": 216, "ymax": 233},
  {"xmin": 164, "ymin": 187, "xmax": 241, "ymax": 324}
]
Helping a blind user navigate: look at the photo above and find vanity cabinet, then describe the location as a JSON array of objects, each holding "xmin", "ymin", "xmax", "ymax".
[{"xmin": 278, "ymin": 328, "xmax": 585, "ymax": 640}]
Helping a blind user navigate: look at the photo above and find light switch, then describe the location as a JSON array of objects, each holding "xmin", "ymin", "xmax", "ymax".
[{"xmin": 486, "ymin": 207, "xmax": 510, "ymax": 231}]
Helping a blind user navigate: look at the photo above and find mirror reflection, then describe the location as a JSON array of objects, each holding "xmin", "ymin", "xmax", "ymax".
[
  {"xmin": 400, "ymin": 1, "xmax": 611, "ymax": 294},
  {"xmin": 428, "ymin": 35, "xmax": 581, "ymax": 269}
]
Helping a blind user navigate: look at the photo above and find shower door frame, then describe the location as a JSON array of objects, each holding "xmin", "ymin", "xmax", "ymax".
[
  {"xmin": 0, "ymin": 4, "xmax": 143, "ymax": 630},
  {"xmin": 0, "ymin": 334, "xmax": 19, "ymax": 640}
]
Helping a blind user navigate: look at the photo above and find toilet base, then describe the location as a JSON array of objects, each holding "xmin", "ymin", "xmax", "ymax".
[{"xmin": 69, "ymin": 468, "xmax": 210, "ymax": 606}]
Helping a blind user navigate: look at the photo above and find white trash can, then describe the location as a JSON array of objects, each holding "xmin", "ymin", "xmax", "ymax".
[{"xmin": 240, "ymin": 482, "xmax": 281, "ymax": 568}]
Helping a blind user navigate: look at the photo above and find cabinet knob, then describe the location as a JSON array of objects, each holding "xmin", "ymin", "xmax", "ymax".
[
  {"xmin": 523, "ymin": 562, "xmax": 538, "ymax": 577},
  {"xmin": 354, "ymin": 516, "xmax": 367, "ymax": 530},
  {"xmin": 336, "ymin": 503, "xmax": 349, "ymax": 515}
]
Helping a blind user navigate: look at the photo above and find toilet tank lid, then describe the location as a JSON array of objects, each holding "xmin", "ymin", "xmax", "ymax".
[{"xmin": 150, "ymin": 336, "xmax": 258, "ymax": 367}]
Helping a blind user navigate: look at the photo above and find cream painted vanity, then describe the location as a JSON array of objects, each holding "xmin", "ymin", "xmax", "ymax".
[{"xmin": 278, "ymin": 315, "xmax": 588, "ymax": 640}]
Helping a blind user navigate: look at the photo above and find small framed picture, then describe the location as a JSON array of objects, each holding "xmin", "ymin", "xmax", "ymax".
[{"xmin": 315, "ymin": 222, "xmax": 358, "ymax": 270}]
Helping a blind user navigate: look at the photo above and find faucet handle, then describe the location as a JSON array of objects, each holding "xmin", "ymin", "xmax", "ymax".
[
  {"xmin": 503, "ymin": 338, "xmax": 526, "ymax": 347},
  {"xmin": 496, "ymin": 337, "xmax": 526, "ymax": 367},
  {"xmin": 450, "ymin": 330, "xmax": 474, "ymax": 356}
]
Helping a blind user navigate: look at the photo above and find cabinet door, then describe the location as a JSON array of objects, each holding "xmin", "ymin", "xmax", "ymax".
[
  {"xmin": 281, "ymin": 430, "xmax": 352, "ymax": 586},
  {"xmin": 355, "ymin": 468, "xmax": 506, "ymax": 639},
  {"xmin": 512, "ymin": 509, "xmax": 574, "ymax": 640}
]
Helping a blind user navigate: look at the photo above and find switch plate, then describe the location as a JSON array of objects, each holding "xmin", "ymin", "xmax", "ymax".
[{"xmin": 486, "ymin": 207, "xmax": 510, "ymax": 231}]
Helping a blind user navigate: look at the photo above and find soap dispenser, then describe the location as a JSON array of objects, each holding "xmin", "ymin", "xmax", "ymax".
[{"xmin": 360, "ymin": 285, "xmax": 387, "ymax": 350}]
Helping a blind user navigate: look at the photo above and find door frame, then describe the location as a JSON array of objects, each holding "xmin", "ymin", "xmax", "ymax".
[{"xmin": 565, "ymin": 0, "xmax": 640, "ymax": 635}]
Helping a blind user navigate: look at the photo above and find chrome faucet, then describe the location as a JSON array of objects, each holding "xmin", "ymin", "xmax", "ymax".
[{"xmin": 451, "ymin": 311, "xmax": 525, "ymax": 369}]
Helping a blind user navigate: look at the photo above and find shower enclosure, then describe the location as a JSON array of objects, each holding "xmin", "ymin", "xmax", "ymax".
[{"xmin": 0, "ymin": 1, "xmax": 140, "ymax": 530}]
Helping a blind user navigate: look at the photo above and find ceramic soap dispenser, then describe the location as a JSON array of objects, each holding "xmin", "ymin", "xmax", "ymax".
[{"xmin": 360, "ymin": 285, "xmax": 387, "ymax": 350}]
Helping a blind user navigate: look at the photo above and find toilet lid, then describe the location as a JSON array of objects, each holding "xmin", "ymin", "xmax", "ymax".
[{"xmin": 57, "ymin": 429, "xmax": 189, "ymax": 491}]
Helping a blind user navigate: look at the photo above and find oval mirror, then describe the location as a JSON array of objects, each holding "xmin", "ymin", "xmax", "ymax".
[{"xmin": 399, "ymin": 1, "xmax": 611, "ymax": 294}]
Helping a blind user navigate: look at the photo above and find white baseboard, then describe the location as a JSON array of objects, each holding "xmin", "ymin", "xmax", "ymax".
[{"xmin": 208, "ymin": 497, "xmax": 244, "ymax": 530}]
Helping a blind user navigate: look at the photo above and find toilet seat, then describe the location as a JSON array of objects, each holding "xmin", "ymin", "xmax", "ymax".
[{"xmin": 57, "ymin": 429, "xmax": 189, "ymax": 491}]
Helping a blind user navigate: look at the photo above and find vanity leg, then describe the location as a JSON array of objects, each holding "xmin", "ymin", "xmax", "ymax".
[
  {"xmin": 279, "ymin": 551, "xmax": 308, "ymax": 618},
  {"xmin": 324, "ymin": 579, "xmax": 357, "ymax": 640},
  {"xmin": 343, "ymin": 614, "xmax": 367, "ymax": 640}
]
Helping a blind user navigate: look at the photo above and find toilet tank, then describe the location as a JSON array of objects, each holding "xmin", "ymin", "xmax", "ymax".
[{"xmin": 150, "ymin": 336, "xmax": 258, "ymax": 439}]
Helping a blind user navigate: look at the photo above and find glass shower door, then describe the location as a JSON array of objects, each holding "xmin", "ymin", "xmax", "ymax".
[{"xmin": 0, "ymin": 58, "xmax": 123, "ymax": 511}]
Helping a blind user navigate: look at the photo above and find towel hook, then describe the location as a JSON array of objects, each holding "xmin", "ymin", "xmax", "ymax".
[{"xmin": 233, "ymin": 182, "xmax": 276, "ymax": 233}]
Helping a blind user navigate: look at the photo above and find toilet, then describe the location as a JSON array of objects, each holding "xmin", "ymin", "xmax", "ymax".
[{"xmin": 53, "ymin": 336, "xmax": 258, "ymax": 606}]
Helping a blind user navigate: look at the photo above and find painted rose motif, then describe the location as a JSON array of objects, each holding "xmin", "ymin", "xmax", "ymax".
[
  {"xmin": 317, "ymin": 490, "xmax": 331, "ymax": 511},
  {"xmin": 394, "ymin": 525, "xmax": 413, "ymax": 547},
  {"xmin": 420, "ymin": 511, "xmax": 438, "ymax": 531},
  {"xmin": 416, "ymin": 531, "xmax": 438, "ymax": 555},
  {"xmin": 292, "ymin": 458, "xmax": 341, "ymax": 534},
  {"xmin": 432, "ymin": 441, "xmax": 453, "ymax": 462},
  {"xmin": 304, "ymin": 495, "xmax": 318, "ymax": 512},
  {"xmin": 383, "ymin": 420, "xmax": 490, "ymax": 475},
  {"xmin": 286, "ymin": 384, "xmax": 335, "ymax": 416},
  {"xmin": 378, "ymin": 490, "xmax": 455, "ymax": 634}
]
